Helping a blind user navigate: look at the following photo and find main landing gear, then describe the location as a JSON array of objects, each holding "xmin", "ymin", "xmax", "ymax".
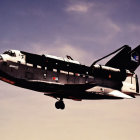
[{"xmin": 55, "ymin": 99, "xmax": 65, "ymax": 110}]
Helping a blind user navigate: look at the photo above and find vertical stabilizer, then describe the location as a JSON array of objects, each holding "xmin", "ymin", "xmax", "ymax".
[
  {"xmin": 129, "ymin": 45, "xmax": 140, "ymax": 72},
  {"xmin": 105, "ymin": 45, "xmax": 140, "ymax": 72}
]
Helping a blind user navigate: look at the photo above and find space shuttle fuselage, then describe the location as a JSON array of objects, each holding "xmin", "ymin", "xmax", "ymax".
[{"xmin": 0, "ymin": 46, "xmax": 139, "ymax": 110}]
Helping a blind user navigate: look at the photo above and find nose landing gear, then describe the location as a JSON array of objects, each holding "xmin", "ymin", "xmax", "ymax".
[{"xmin": 55, "ymin": 100, "xmax": 65, "ymax": 110}]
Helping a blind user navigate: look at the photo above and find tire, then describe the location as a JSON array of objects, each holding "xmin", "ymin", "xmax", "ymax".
[{"xmin": 55, "ymin": 101, "xmax": 65, "ymax": 110}]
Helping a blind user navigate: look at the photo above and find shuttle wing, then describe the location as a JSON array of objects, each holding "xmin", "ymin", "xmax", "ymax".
[
  {"xmin": 86, "ymin": 86, "xmax": 133, "ymax": 99},
  {"xmin": 107, "ymin": 90, "xmax": 133, "ymax": 99}
]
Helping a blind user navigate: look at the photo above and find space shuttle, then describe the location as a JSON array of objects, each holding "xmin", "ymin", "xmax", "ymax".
[{"xmin": 0, "ymin": 45, "xmax": 139, "ymax": 109}]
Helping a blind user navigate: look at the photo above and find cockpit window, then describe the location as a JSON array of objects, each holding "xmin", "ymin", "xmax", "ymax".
[{"xmin": 3, "ymin": 50, "xmax": 16, "ymax": 57}]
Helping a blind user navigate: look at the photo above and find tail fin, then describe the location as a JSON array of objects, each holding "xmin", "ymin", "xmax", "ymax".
[
  {"xmin": 105, "ymin": 45, "xmax": 140, "ymax": 72},
  {"xmin": 105, "ymin": 45, "xmax": 131, "ymax": 70},
  {"xmin": 129, "ymin": 45, "xmax": 140, "ymax": 72}
]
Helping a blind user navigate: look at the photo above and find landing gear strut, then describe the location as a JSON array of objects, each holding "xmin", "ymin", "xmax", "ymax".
[{"xmin": 55, "ymin": 100, "xmax": 65, "ymax": 110}]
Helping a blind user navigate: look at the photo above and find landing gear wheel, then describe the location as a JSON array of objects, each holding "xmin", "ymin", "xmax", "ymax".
[{"xmin": 55, "ymin": 100, "xmax": 65, "ymax": 110}]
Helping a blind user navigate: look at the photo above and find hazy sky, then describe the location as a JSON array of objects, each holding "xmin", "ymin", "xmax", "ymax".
[{"xmin": 0, "ymin": 0, "xmax": 140, "ymax": 140}]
